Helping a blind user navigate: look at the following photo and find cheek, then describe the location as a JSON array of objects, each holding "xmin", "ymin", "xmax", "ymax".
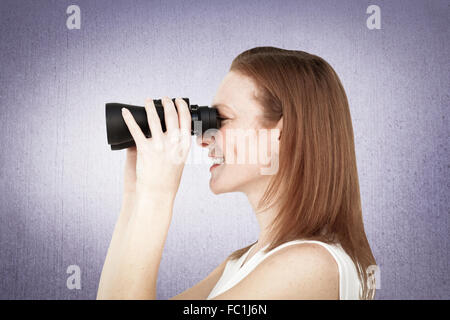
[
  {"xmin": 217, "ymin": 162, "xmax": 261, "ymax": 191},
  {"xmin": 258, "ymin": 129, "xmax": 278, "ymax": 166},
  {"xmin": 220, "ymin": 128, "xmax": 237, "ymax": 161},
  {"xmin": 222, "ymin": 128, "xmax": 269, "ymax": 165}
]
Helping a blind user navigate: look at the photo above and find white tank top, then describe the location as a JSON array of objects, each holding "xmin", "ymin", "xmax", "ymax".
[{"xmin": 206, "ymin": 239, "xmax": 363, "ymax": 300}]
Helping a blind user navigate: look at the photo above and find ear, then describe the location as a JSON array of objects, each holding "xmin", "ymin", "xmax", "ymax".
[
  {"xmin": 269, "ymin": 116, "xmax": 282, "ymax": 155},
  {"xmin": 261, "ymin": 117, "xmax": 282, "ymax": 176}
]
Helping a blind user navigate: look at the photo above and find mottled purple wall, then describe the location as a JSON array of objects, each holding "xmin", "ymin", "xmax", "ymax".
[{"xmin": 0, "ymin": 0, "xmax": 448, "ymax": 299}]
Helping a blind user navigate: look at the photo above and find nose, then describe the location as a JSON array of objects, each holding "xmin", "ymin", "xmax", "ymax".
[{"xmin": 196, "ymin": 133, "xmax": 215, "ymax": 148}]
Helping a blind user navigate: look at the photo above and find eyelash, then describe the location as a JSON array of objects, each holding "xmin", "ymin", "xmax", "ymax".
[{"xmin": 217, "ymin": 114, "xmax": 229, "ymax": 121}]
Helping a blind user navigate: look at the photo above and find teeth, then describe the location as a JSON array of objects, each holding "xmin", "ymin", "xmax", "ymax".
[{"xmin": 212, "ymin": 157, "xmax": 224, "ymax": 165}]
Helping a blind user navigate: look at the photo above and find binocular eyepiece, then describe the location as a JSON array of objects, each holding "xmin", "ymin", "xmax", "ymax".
[{"xmin": 105, "ymin": 98, "xmax": 221, "ymax": 150}]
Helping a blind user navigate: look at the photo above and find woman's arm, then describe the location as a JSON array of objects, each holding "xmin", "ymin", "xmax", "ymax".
[
  {"xmin": 209, "ymin": 243, "xmax": 339, "ymax": 300},
  {"xmin": 97, "ymin": 97, "xmax": 192, "ymax": 299},
  {"xmin": 97, "ymin": 146, "xmax": 138, "ymax": 298},
  {"xmin": 97, "ymin": 189, "xmax": 174, "ymax": 300},
  {"xmin": 96, "ymin": 193, "xmax": 135, "ymax": 299}
]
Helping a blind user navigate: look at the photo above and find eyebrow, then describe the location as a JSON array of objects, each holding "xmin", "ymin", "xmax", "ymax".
[{"xmin": 211, "ymin": 103, "xmax": 233, "ymax": 111}]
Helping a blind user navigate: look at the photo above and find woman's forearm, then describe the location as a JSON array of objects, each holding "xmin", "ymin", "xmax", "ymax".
[
  {"xmin": 97, "ymin": 193, "xmax": 136, "ymax": 299},
  {"xmin": 97, "ymin": 190, "xmax": 174, "ymax": 299}
]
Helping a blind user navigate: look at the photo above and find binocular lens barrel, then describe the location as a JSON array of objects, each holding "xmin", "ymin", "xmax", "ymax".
[{"xmin": 105, "ymin": 98, "xmax": 221, "ymax": 150}]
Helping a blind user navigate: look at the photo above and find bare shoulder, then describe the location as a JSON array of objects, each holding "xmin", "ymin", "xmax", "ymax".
[
  {"xmin": 210, "ymin": 242, "xmax": 339, "ymax": 300},
  {"xmin": 274, "ymin": 242, "xmax": 339, "ymax": 273}
]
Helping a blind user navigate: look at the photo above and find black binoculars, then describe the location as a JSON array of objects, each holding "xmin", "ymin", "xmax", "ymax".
[{"xmin": 105, "ymin": 98, "xmax": 222, "ymax": 150}]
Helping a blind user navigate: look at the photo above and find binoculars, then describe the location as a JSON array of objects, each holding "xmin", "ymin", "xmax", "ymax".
[{"xmin": 105, "ymin": 98, "xmax": 222, "ymax": 150}]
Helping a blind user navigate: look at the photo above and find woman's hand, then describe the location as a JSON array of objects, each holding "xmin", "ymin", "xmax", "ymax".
[
  {"xmin": 97, "ymin": 97, "xmax": 190, "ymax": 299},
  {"xmin": 121, "ymin": 96, "xmax": 192, "ymax": 199}
]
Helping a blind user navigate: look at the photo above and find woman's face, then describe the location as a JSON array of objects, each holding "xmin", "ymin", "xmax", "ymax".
[{"xmin": 200, "ymin": 70, "xmax": 281, "ymax": 195}]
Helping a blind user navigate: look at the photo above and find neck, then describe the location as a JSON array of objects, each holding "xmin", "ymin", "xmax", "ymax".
[{"xmin": 242, "ymin": 177, "xmax": 279, "ymax": 248}]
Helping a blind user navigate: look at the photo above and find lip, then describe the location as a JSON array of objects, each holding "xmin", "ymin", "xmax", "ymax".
[{"xmin": 210, "ymin": 163, "xmax": 223, "ymax": 172}]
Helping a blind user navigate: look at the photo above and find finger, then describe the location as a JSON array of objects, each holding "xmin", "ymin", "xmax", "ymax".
[
  {"xmin": 161, "ymin": 96, "xmax": 179, "ymax": 134},
  {"xmin": 121, "ymin": 108, "xmax": 147, "ymax": 147},
  {"xmin": 144, "ymin": 98, "xmax": 163, "ymax": 142},
  {"xmin": 168, "ymin": 128, "xmax": 181, "ymax": 145},
  {"xmin": 175, "ymin": 97, "xmax": 192, "ymax": 135},
  {"xmin": 179, "ymin": 129, "xmax": 192, "ymax": 152}
]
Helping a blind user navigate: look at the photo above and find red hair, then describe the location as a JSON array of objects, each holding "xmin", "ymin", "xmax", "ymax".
[{"xmin": 227, "ymin": 46, "xmax": 377, "ymax": 299}]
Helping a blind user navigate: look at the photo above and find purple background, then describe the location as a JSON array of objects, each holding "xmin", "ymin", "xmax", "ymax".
[{"xmin": 0, "ymin": 0, "xmax": 448, "ymax": 299}]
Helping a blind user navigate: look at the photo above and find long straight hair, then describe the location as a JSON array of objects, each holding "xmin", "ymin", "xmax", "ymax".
[{"xmin": 226, "ymin": 46, "xmax": 376, "ymax": 299}]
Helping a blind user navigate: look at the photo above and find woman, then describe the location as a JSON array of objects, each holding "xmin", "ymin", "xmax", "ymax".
[{"xmin": 97, "ymin": 46, "xmax": 377, "ymax": 300}]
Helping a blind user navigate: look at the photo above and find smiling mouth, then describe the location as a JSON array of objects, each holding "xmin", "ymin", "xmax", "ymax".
[
  {"xmin": 210, "ymin": 156, "xmax": 225, "ymax": 172},
  {"xmin": 211, "ymin": 157, "xmax": 225, "ymax": 165}
]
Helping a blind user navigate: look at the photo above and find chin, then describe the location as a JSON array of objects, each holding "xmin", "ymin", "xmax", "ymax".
[
  {"xmin": 209, "ymin": 180, "xmax": 227, "ymax": 195},
  {"xmin": 209, "ymin": 166, "xmax": 258, "ymax": 195},
  {"xmin": 209, "ymin": 177, "xmax": 240, "ymax": 195}
]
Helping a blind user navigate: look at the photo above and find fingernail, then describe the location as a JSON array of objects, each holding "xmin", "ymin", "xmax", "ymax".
[{"xmin": 121, "ymin": 108, "xmax": 127, "ymax": 114}]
